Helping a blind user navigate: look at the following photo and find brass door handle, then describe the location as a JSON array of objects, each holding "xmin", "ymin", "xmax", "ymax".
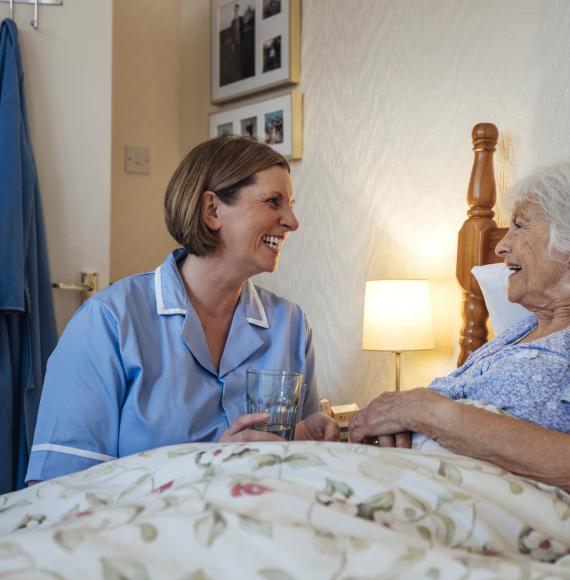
[{"xmin": 52, "ymin": 272, "xmax": 98, "ymax": 303}]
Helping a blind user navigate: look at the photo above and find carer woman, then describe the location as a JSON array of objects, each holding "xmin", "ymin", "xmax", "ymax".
[{"xmin": 27, "ymin": 136, "xmax": 338, "ymax": 483}]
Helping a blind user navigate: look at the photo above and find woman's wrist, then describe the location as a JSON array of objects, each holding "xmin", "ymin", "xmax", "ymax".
[{"xmin": 410, "ymin": 389, "xmax": 454, "ymax": 439}]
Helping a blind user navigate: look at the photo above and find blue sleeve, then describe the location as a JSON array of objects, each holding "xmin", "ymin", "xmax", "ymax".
[
  {"xmin": 26, "ymin": 299, "xmax": 127, "ymax": 481},
  {"xmin": 440, "ymin": 348, "xmax": 570, "ymax": 433},
  {"xmin": 491, "ymin": 351, "xmax": 570, "ymax": 432},
  {"xmin": 300, "ymin": 313, "xmax": 320, "ymax": 418}
]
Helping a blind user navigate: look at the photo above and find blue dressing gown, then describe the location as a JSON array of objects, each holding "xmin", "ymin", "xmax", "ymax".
[{"xmin": 0, "ymin": 19, "xmax": 57, "ymax": 492}]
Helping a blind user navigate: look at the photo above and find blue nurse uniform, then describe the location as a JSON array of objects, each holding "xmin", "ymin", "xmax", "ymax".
[{"xmin": 26, "ymin": 249, "xmax": 320, "ymax": 481}]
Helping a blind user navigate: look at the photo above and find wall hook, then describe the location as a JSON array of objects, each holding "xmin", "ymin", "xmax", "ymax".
[
  {"xmin": 30, "ymin": 0, "xmax": 37, "ymax": 28},
  {"xmin": 2, "ymin": 0, "xmax": 63, "ymax": 30}
]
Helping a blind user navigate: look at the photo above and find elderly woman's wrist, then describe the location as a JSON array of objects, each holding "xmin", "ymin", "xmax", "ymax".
[{"xmin": 411, "ymin": 390, "xmax": 453, "ymax": 437}]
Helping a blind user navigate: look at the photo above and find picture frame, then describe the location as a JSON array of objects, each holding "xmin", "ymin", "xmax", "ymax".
[
  {"xmin": 211, "ymin": 0, "xmax": 301, "ymax": 104},
  {"xmin": 209, "ymin": 91, "xmax": 303, "ymax": 159}
]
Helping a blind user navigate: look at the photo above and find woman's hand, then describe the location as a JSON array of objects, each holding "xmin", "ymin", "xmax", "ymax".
[
  {"xmin": 295, "ymin": 412, "xmax": 340, "ymax": 441},
  {"xmin": 365, "ymin": 432, "xmax": 413, "ymax": 449},
  {"xmin": 348, "ymin": 388, "xmax": 444, "ymax": 446},
  {"xmin": 220, "ymin": 413, "xmax": 285, "ymax": 442}
]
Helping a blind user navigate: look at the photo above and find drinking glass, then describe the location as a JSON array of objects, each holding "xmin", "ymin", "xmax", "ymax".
[{"xmin": 246, "ymin": 369, "xmax": 305, "ymax": 441}]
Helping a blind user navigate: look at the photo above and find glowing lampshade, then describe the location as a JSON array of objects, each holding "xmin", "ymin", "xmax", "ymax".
[{"xmin": 362, "ymin": 280, "xmax": 434, "ymax": 390}]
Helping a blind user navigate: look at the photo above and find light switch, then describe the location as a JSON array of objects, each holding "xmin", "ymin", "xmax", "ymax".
[{"xmin": 125, "ymin": 146, "xmax": 151, "ymax": 175}]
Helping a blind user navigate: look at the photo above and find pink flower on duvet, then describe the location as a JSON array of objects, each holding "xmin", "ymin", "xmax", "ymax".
[
  {"xmin": 76, "ymin": 510, "xmax": 94, "ymax": 518},
  {"xmin": 230, "ymin": 483, "xmax": 273, "ymax": 497},
  {"xmin": 518, "ymin": 526, "xmax": 570, "ymax": 562},
  {"xmin": 152, "ymin": 480, "xmax": 174, "ymax": 494}
]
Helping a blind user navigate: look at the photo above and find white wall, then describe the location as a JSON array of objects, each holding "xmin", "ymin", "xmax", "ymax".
[
  {"xmin": 179, "ymin": 0, "xmax": 570, "ymax": 406},
  {"xmin": 254, "ymin": 0, "xmax": 570, "ymax": 406},
  {"xmin": 7, "ymin": 1, "xmax": 113, "ymax": 333}
]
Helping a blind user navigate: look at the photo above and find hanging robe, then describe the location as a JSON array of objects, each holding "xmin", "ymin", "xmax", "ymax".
[{"xmin": 0, "ymin": 18, "xmax": 57, "ymax": 493}]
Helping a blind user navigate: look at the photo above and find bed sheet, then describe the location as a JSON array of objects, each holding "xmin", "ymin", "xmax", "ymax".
[{"xmin": 1, "ymin": 441, "xmax": 570, "ymax": 579}]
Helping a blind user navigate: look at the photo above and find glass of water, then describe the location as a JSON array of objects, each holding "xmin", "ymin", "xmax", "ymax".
[{"xmin": 246, "ymin": 369, "xmax": 305, "ymax": 441}]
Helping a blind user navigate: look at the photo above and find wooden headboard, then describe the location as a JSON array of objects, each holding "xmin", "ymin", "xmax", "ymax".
[{"xmin": 456, "ymin": 123, "xmax": 508, "ymax": 366}]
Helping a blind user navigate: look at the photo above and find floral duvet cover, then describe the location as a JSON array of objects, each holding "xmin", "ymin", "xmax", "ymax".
[{"xmin": 1, "ymin": 441, "xmax": 570, "ymax": 579}]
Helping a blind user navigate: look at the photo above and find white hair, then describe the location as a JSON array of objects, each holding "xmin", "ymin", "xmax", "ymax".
[{"xmin": 505, "ymin": 162, "xmax": 570, "ymax": 258}]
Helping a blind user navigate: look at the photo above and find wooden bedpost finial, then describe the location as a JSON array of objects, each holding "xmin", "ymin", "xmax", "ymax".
[
  {"xmin": 456, "ymin": 123, "xmax": 500, "ymax": 366},
  {"xmin": 472, "ymin": 123, "xmax": 499, "ymax": 150},
  {"xmin": 467, "ymin": 123, "xmax": 498, "ymax": 219}
]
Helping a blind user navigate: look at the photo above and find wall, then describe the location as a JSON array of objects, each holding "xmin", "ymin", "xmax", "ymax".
[
  {"xmin": 6, "ymin": 0, "xmax": 113, "ymax": 333},
  {"xmin": 111, "ymin": 0, "xmax": 180, "ymax": 281},
  {"xmin": 180, "ymin": 0, "xmax": 570, "ymax": 407},
  {"xmin": 20, "ymin": 1, "xmax": 570, "ymax": 405},
  {"xmin": 179, "ymin": 2, "xmax": 212, "ymax": 156}
]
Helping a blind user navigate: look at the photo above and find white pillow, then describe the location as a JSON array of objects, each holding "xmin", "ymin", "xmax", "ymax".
[{"xmin": 471, "ymin": 263, "xmax": 532, "ymax": 336}]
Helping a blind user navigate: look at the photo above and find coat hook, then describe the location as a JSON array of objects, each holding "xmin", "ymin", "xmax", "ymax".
[
  {"xmin": 9, "ymin": 0, "xmax": 13, "ymax": 19},
  {"xmin": 30, "ymin": 0, "xmax": 38, "ymax": 29}
]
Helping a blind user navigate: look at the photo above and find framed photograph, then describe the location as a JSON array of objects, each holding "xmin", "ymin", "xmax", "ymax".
[
  {"xmin": 211, "ymin": 0, "xmax": 301, "ymax": 104},
  {"xmin": 209, "ymin": 91, "xmax": 303, "ymax": 159}
]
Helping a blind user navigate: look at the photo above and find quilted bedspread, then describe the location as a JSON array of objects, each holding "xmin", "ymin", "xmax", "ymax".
[{"xmin": 1, "ymin": 441, "xmax": 570, "ymax": 579}]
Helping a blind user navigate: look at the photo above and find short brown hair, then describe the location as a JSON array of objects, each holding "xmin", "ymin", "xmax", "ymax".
[{"xmin": 164, "ymin": 135, "xmax": 290, "ymax": 256}]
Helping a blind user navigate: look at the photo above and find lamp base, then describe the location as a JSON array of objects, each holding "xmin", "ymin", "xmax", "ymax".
[{"xmin": 394, "ymin": 351, "xmax": 401, "ymax": 391}]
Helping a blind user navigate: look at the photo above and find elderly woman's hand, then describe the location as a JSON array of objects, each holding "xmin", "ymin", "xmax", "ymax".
[
  {"xmin": 220, "ymin": 412, "xmax": 285, "ymax": 442},
  {"xmin": 295, "ymin": 412, "xmax": 340, "ymax": 441},
  {"xmin": 348, "ymin": 388, "xmax": 444, "ymax": 447}
]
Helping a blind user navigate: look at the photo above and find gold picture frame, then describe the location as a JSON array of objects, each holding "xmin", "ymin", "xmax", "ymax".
[
  {"xmin": 211, "ymin": 0, "xmax": 301, "ymax": 104},
  {"xmin": 209, "ymin": 90, "xmax": 303, "ymax": 160}
]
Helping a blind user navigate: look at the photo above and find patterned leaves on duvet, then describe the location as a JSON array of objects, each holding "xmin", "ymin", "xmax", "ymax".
[{"xmin": 0, "ymin": 441, "xmax": 569, "ymax": 579}]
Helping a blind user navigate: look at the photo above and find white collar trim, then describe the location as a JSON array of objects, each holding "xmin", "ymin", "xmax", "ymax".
[
  {"xmin": 246, "ymin": 280, "xmax": 269, "ymax": 328},
  {"xmin": 155, "ymin": 263, "xmax": 268, "ymax": 327},
  {"xmin": 155, "ymin": 265, "xmax": 187, "ymax": 316}
]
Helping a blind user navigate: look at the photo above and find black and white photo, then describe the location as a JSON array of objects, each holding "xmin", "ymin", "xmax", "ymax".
[
  {"xmin": 262, "ymin": 0, "xmax": 281, "ymax": 19},
  {"xmin": 211, "ymin": 0, "xmax": 300, "ymax": 103},
  {"xmin": 218, "ymin": 2, "xmax": 255, "ymax": 87},
  {"xmin": 262, "ymin": 36, "xmax": 281, "ymax": 73}
]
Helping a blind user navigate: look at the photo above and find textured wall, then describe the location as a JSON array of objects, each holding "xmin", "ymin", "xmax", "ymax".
[
  {"xmin": 178, "ymin": 0, "xmax": 570, "ymax": 406},
  {"xmin": 253, "ymin": 0, "xmax": 570, "ymax": 406}
]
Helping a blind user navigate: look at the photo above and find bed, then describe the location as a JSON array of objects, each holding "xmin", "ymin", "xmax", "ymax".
[
  {"xmin": 456, "ymin": 123, "xmax": 507, "ymax": 366},
  {"xmin": 1, "ymin": 124, "xmax": 570, "ymax": 579}
]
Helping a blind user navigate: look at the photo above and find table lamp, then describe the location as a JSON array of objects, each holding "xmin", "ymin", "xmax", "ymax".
[{"xmin": 362, "ymin": 280, "xmax": 434, "ymax": 391}]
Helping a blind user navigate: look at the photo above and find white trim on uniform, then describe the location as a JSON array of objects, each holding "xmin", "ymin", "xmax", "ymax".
[
  {"xmin": 31, "ymin": 444, "xmax": 116, "ymax": 463},
  {"xmin": 246, "ymin": 280, "xmax": 269, "ymax": 328},
  {"xmin": 154, "ymin": 261, "xmax": 267, "ymax": 326},
  {"xmin": 155, "ymin": 266, "xmax": 187, "ymax": 316}
]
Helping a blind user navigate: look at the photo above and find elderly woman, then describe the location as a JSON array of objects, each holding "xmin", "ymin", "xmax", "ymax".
[
  {"xmin": 27, "ymin": 136, "xmax": 338, "ymax": 483},
  {"xmin": 349, "ymin": 163, "xmax": 570, "ymax": 491}
]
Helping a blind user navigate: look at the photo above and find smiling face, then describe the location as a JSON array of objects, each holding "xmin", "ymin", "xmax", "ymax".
[
  {"xmin": 215, "ymin": 165, "xmax": 299, "ymax": 279},
  {"xmin": 495, "ymin": 201, "xmax": 570, "ymax": 312}
]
